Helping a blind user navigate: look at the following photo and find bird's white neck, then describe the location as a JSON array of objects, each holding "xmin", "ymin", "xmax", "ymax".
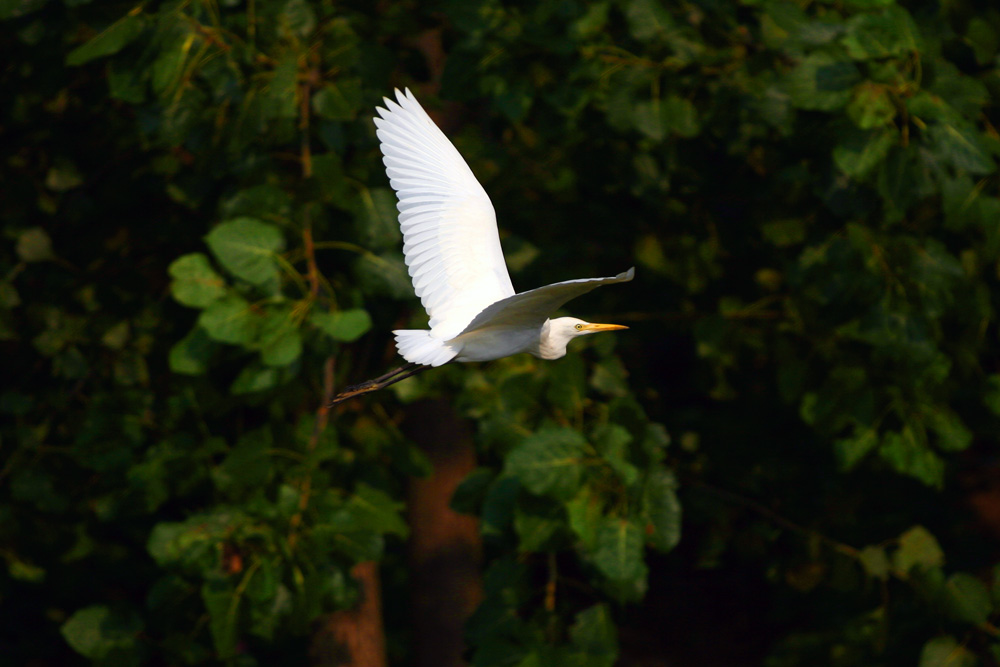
[{"xmin": 535, "ymin": 319, "xmax": 569, "ymax": 360}]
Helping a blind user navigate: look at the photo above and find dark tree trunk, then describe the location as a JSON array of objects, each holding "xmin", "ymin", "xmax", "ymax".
[{"xmin": 404, "ymin": 398, "xmax": 483, "ymax": 667}]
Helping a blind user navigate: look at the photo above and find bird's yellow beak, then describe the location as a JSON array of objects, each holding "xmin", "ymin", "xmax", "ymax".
[{"xmin": 580, "ymin": 323, "xmax": 629, "ymax": 333}]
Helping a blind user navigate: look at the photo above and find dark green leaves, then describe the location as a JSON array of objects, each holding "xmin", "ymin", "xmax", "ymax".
[
  {"xmin": 833, "ymin": 128, "xmax": 896, "ymax": 178},
  {"xmin": 66, "ymin": 13, "xmax": 146, "ymax": 66},
  {"xmin": 633, "ymin": 96, "xmax": 700, "ymax": 140},
  {"xmin": 61, "ymin": 605, "xmax": 144, "ymax": 665},
  {"xmin": 841, "ymin": 7, "xmax": 918, "ymax": 60},
  {"xmin": 504, "ymin": 428, "xmax": 588, "ymax": 501},
  {"xmin": 641, "ymin": 469, "xmax": 681, "ymax": 552},
  {"xmin": 785, "ymin": 52, "xmax": 860, "ymax": 111},
  {"xmin": 205, "ymin": 218, "xmax": 285, "ymax": 290}
]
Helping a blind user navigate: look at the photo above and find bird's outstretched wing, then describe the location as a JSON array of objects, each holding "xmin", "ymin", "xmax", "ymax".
[
  {"xmin": 374, "ymin": 89, "xmax": 515, "ymax": 340},
  {"xmin": 458, "ymin": 268, "xmax": 635, "ymax": 335}
]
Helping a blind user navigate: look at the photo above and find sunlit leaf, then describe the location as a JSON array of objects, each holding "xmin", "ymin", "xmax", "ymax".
[
  {"xmin": 309, "ymin": 308, "xmax": 372, "ymax": 342},
  {"xmin": 198, "ymin": 294, "xmax": 258, "ymax": 345},
  {"xmin": 893, "ymin": 525, "xmax": 945, "ymax": 575},
  {"xmin": 592, "ymin": 518, "xmax": 646, "ymax": 583},
  {"xmin": 168, "ymin": 253, "xmax": 226, "ymax": 308}
]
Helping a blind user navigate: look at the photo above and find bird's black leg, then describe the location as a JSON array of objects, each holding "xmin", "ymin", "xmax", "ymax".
[
  {"xmin": 353, "ymin": 362, "xmax": 419, "ymax": 389},
  {"xmin": 327, "ymin": 362, "xmax": 429, "ymax": 406}
]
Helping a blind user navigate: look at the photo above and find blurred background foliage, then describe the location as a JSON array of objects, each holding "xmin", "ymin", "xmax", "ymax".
[{"xmin": 3, "ymin": 0, "xmax": 1000, "ymax": 664}]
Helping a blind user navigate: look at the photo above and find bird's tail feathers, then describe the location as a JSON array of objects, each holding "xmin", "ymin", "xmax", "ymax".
[{"xmin": 393, "ymin": 330, "xmax": 459, "ymax": 367}]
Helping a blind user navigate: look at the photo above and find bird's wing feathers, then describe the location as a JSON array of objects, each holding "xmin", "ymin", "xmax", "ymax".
[
  {"xmin": 458, "ymin": 268, "xmax": 635, "ymax": 335},
  {"xmin": 375, "ymin": 89, "xmax": 515, "ymax": 340}
]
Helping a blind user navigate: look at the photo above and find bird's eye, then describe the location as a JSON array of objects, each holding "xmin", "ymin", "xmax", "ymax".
[{"xmin": 574, "ymin": 324, "xmax": 583, "ymax": 330}]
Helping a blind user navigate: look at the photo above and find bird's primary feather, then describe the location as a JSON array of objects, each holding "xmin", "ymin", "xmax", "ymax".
[{"xmin": 374, "ymin": 89, "xmax": 514, "ymax": 342}]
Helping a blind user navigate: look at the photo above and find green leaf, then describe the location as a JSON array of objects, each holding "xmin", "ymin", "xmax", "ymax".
[
  {"xmin": 927, "ymin": 123, "xmax": 996, "ymax": 175},
  {"xmin": 354, "ymin": 251, "xmax": 412, "ymax": 299},
  {"xmin": 592, "ymin": 518, "xmax": 645, "ymax": 583},
  {"xmin": 148, "ymin": 509, "xmax": 249, "ymax": 572},
  {"xmin": 313, "ymin": 79, "xmax": 362, "ymax": 121},
  {"xmin": 567, "ymin": 485, "xmax": 603, "ymax": 550},
  {"xmin": 451, "ymin": 468, "xmax": 495, "ymax": 515},
  {"xmin": 328, "ymin": 484, "xmax": 409, "ymax": 537},
  {"xmin": 107, "ymin": 59, "xmax": 145, "ymax": 104},
  {"xmin": 642, "ymin": 468, "xmax": 681, "ymax": 552},
  {"xmin": 354, "ymin": 186, "xmax": 401, "ymax": 251},
  {"xmin": 624, "ymin": 0, "xmax": 675, "ymax": 42},
  {"xmin": 202, "ymin": 578, "xmax": 239, "ymax": 659},
  {"xmin": 984, "ymin": 375, "xmax": 1000, "ymax": 416},
  {"xmin": 833, "ymin": 428, "xmax": 878, "ymax": 470},
  {"xmin": 214, "ymin": 429, "xmax": 273, "ymax": 497},
  {"xmin": 945, "ymin": 573, "xmax": 993, "ymax": 625},
  {"xmin": 879, "ymin": 428, "xmax": 945, "ymax": 488},
  {"xmin": 46, "ymin": 159, "xmax": 83, "ymax": 191},
  {"xmin": 220, "ymin": 185, "xmax": 292, "ymax": 223},
  {"xmin": 841, "ymin": 7, "xmax": 918, "ymax": 60},
  {"xmin": 261, "ymin": 54, "xmax": 298, "ymax": 120},
  {"xmin": 169, "ymin": 326, "xmax": 215, "ymax": 375},
  {"xmin": 280, "ymin": 0, "xmax": 316, "ymax": 38},
  {"xmin": 258, "ymin": 308, "xmax": 302, "ymax": 366},
  {"xmin": 66, "ymin": 14, "xmax": 146, "ymax": 66},
  {"xmin": 61, "ymin": 605, "xmax": 144, "ymax": 662},
  {"xmin": 966, "ymin": 17, "xmax": 1000, "ymax": 66},
  {"xmin": 785, "ymin": 52, "xmax": 860, "ymax": 111},
  {"xmin": 846, "ymin": 83, "xmax": 896, "ymax": 129},
  {"xmin": 546, "ymin": 354, "xmax": 586, "ymax": 410},
  {"xmin": 309, "ymin": 309, "xmax": 372, "ymax": 343},
  {"xmin": 858, "ymin": 545, "xmax": 890, "ymax": 580},
  {"xmin": 919, "ymin": 636, "xmax": 977, "ymax": 667},
  {"xmin": 16, "ymin": 227, "xmax": 54, "ymax": 262},
  {"xmin": 481, "ymin": 475, "xmax": 521, "ymax": 540},
  {"xmin": 633, "ymin": 96, "xmax": 699, "ymax": 141},
  {"xmin": 311, "ymin": 153, "xmax": 352, "ymax": 206},
  {"xmin": 0, "ymin": 0, "xmax": 50, "ymax": 20},
  {"xmin": 923, "ymin": 406, "xmax": 972, "ymax": 452},
  {"xmin": 198, "ymin": 294, "xmax": 258, "ymax": 345},
  {"xmin": 150, "ymin": 29, "xmax": 192, "ymax": 96},
  {"xmin": 833, "ymin": 129, "xmax": 896, "ymax": 179},
  {"xmin": 569, "ymin": 604, "xmax": 618, "ymax": 666},
  {"xmin": 893, "ymin": 525, "xmax": 944, "ymax": 575},
  {"xmin": 230, "ymin": 362, "xmax": 283, "ymax": 394},
  {"xmin": 504, "ymin": 427, "xmax": 588, "ymax": 501},
  {"xmin": 594, "ymin": 424, "xmax": 638, "ymax": 485},
  {"xmin": 205, "ymin": 218, "xmax": 285, "ymax": 289},
  {"xmin": 514, "ymin": 503, "xmax": 564, "ymax": 552},
  {"xmin": 168, "ymin": 253, "xmax": 226, "ymax": 308},
  {"xmin": 761, "ymin": 219, "xmax": 806, "ymax": 247}
]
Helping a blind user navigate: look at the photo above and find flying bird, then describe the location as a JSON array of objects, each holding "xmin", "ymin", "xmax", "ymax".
[{"xmin": 329, "ymin": 89, "xmax": 633, "ymax": 404}]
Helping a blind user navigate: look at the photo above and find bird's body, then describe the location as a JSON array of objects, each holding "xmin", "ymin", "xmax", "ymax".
[{"xmin": 328, "ymin": 89, "xmax": 632, "ymax": 403}]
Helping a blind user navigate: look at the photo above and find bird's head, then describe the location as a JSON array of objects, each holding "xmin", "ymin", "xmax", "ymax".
[{"xmin": 543, "ymin": 317, "xmax": 628, "ymax": 358}]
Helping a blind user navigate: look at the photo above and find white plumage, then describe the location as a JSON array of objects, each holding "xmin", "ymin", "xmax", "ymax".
[{"xmin": 374, "ymin": 88, "xmax": 633, "ymax": 367}]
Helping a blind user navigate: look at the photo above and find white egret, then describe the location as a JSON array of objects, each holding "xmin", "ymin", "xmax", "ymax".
[{"xmin": 330, "ymin": 89, "xmax": 633, "ymax": 404}]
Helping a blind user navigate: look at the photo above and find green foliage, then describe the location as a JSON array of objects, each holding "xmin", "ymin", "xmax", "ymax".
[{"xmin": 4, "ymin": 0, "xmax": 1000, "ymax": 664}]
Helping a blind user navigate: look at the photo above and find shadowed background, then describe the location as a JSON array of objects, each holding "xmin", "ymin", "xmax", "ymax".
[{"xmin": 2, "ymin": 0, "xmax": 1000, "ymax": 665}]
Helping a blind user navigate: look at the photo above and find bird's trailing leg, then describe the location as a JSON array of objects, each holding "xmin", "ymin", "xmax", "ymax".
[{"xmin": 327, "ymin": 362, "xmax": 429, "ymax": 406}]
